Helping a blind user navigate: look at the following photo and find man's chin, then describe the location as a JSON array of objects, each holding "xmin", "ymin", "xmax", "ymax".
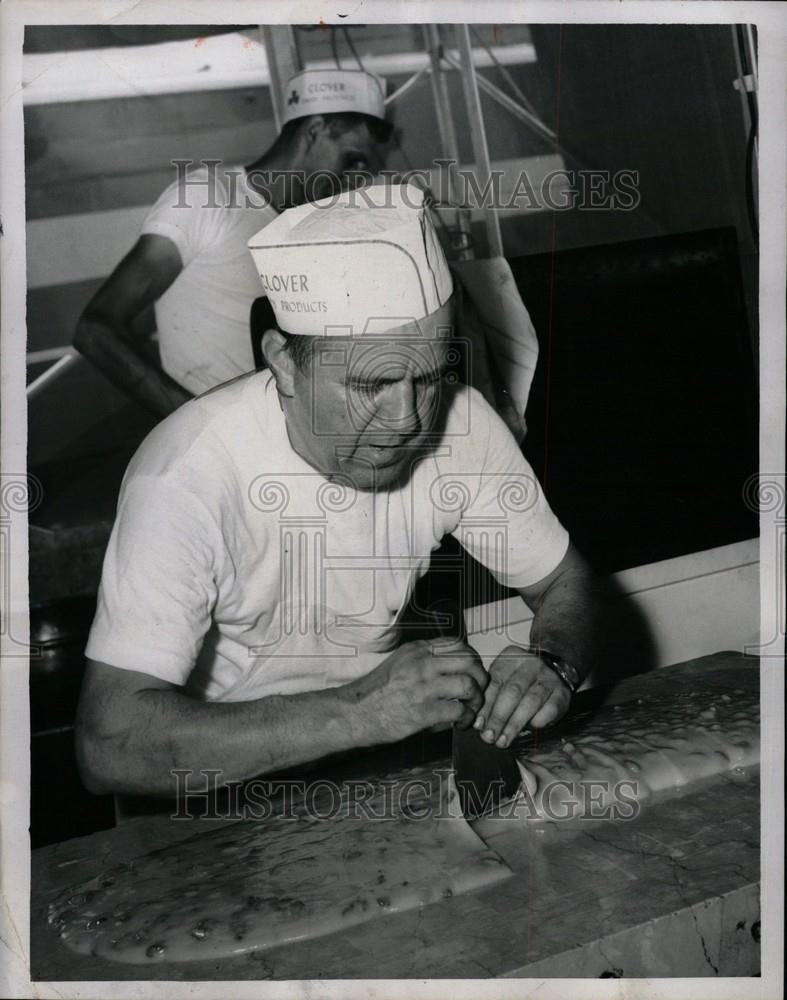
[{"xmin": 339, "ymin": 455, "xmax": 420, "ymax": 492}]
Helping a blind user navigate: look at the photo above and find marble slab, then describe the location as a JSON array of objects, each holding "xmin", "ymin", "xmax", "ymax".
[{"xmin": 30, "ymin": 651, "xmax": 760, "ymax": 980}]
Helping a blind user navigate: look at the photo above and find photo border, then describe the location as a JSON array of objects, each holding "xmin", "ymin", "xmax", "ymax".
[{"xmin": 1, "ymin": 2, "xmax": 784, "ymax": 998}]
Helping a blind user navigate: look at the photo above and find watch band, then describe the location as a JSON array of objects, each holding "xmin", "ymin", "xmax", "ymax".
[
  {"xmin": 540, "ymin": 651, "xmax": 581, "ymax": 695},
  {"xmin": 521, "ymin": 645, "xmax": 582, "ymax": 694}
]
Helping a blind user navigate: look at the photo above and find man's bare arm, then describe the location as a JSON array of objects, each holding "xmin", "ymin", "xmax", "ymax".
[
  {"xmin": 73, "ymin": 234, "xmax": 193, "ymax": 417},
  {"xmin": 475, "ymin": 543, "xmax": 605, "ymax": 746},
  {"xmin": 76, "ymin": 639, "xmax": 489, "ymax": 797},
  {"xmin": 519, "ymin": 542, "xmax": 603, "ymax": 676}
]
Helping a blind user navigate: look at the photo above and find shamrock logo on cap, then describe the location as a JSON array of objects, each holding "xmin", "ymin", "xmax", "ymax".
[{"xmin": 287, "ymin": 90, "xmax": 300, "ymax": 106}]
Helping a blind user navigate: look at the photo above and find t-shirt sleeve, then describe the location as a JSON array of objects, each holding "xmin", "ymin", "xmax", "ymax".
[
  {"xmin": 85, "ymin": 474, "xmax": 219, "ymax": 685},
  {"xmin": 139, "ymin": 167, "xmax": 234, "ymax": 268},
  {"xmin": 450, "ymin": 389, "xmax": 570, "ymax": 589}
]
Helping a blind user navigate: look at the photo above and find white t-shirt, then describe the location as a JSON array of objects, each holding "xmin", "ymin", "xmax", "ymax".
[
  {"xmin": 86, "ymin": 371, "xmax": 569, "ymax": 702},
  {"xmin": 141, "ymin": 165, "xmax": 278, "ymax": 395}
]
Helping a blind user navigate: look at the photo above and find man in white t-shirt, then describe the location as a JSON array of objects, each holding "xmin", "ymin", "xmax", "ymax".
[
  {"xmin": 73, "ymin": 68, "xmax": 392, "ymax": 415},
  {"xmin": 76, "ymin": 184, "xmax": 602, "ymax": 798}
]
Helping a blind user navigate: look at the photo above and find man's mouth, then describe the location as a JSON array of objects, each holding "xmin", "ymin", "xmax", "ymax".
[
  {"xmin": 367, "ymin": 443, "xmax": 403, "ymax": 461},
  {"xmin": 360, "ymin": 440, "xmax": 420, "ymax": 466}
]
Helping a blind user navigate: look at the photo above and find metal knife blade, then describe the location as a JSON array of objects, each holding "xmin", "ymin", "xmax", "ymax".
[
  {"xmin": 428, "ymin": 596, "xmax": 522, "ymax": 819},
  {"xmin": 452, "ymin": 724, "xmax": 522, "ymax": 820}
]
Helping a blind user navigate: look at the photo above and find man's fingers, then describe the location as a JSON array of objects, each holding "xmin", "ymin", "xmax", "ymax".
[
  {"xmin": 454, "ymin": 703, "xmax": 477, "ymax": 730},
  {"xmin": 429, "ymin": 641, "xmax": 488, "ymax": 692},
  {"xmin": 474, "ymin": 653, "xmax": 523, "ymax": 729},
  {"xmin": 530, "ymin": 687, "xmax": 570, "ymax": 729},
  {"xmin": 432, "ymin": 698, "xmax": 475, "ymax": 730},
  {"xmin": 478, "ymin": 655, "xmax": 541, "ymax": 738},
  {"xmin": 436, "ymin": 674, "xmax": 484, "ymax": 713},
  {"xmin": 474, "ymin": 674, "xmax": 502, "ymax": 731},
  {"xmin": 479, "ymin": 678, "xmax": 528, "ymax": 744},
  {"xmin": 428, "ymin": 636, "xmax": 466, "ymax": 653},
  {"xmin": 496, "ymin": 681, "xmax": 553, "ymax": 747}
]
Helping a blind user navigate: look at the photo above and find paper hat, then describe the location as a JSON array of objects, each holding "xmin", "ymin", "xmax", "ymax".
[
  {"xmin": 248, "ymin": 182, "xmax": 453, "ymax": 337},
  {"xmin": 282, "ymin": 68, "xmax": 387, "ymax": 125}
]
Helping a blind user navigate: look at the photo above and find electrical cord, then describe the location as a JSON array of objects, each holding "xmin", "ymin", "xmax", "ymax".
[
  {"xmin": 342, "ymin": 27, "xmax": 364, "ymax": 70},
  {"xmin": 743, "ymin": 109, "xmax": 759, "ymax": 245},
  {"xmin": 331, "ymin": 27, "xmax": 341, "ymax": 68},
  {"xmin": 735, "ymin": 24, "xmax": 759, "ymax": 245},
  {"xmin": 335, "ymin": 27, "xmax": 464, "ymax": 250},
  {"xmin": 469, "ymin": 25, "xmax": 539, "ymax": 117}
]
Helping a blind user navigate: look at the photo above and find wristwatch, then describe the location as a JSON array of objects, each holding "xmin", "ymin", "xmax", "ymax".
[{"xmin": 536, "ymin": 648, "xmax": 582, "ymax": 695}]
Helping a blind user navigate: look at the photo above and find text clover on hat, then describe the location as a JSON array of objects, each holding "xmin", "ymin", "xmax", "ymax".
[
  {"xmin": 248, "ymin": 182, "xmax": 454, "ymax": 338},
  {"xmin": 282, "ymin": 68, "xmax": 387, "ymax": 125}
]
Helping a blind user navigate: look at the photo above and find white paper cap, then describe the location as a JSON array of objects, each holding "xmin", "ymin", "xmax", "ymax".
[
  {"xmin": 248, "ymin": 182, "xmax": 453, "ymax": 337},
  {"xmin": 281, "ymin": 68, "xmax": 386, "ymax": 125}
]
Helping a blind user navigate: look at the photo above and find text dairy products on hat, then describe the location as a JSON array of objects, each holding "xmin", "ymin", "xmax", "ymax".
[
  {"xmin": 247, "ymin": 182, "xmax": 453, "ymax": 337},
  {"xmin": 282, "ymin": 68, "xmax": 387, "ymax": 125}
]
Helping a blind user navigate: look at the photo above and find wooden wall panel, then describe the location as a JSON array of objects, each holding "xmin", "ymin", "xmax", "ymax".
[
  {"xmin": 26, "ymin": 278, "xmax": 103, "ymax": 353},
  {"xmin": 27, "ymin": 207, "xmax": 148, "ymax": 290},
  {"xmin": 28, "ymin": 355, "xmax": 157, "ymax": 470},
  {"xmin": 25, "ymin": 169, "xmax": 173, "ymax": 221}
]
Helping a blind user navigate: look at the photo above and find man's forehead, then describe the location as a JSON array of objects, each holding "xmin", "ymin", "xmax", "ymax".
[
  {"xmin": 339, "ymin": 121, "xmax": 374, "ymax": 147},
  {"xmin": 314, "ymin": 335, "xmax": 453, "ymax": 374}
]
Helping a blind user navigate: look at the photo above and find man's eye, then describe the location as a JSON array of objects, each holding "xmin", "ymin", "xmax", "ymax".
[
  {"xmin": 345, "ymin": 157, "xmax": 369, "ymax": 173},
  {"xmin": 353, "ymin": 381, "xmax": 380, "ymax": 395}
]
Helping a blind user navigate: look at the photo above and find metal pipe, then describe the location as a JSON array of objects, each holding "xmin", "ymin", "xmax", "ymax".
[
  {"xmin": 384, "ymin": 65, "xmax": 430, "ymax": 106},
  {"xmin": 442, "ymin": 51, "xmax": 556, "ymax": 144},
  {"xmin": 454, "ymin": 24, "xmax": 504, "ymax": 259},
  {"xmin": 743, "ymin": 24, "xmax": 759, "ymax": 164},
  {"xmin": 26, "ymin": 346, "xmax": 71, "ymax": 366},
  {"xmin": 260, "ymin": 27, "xmax": 283, "ymax": 132},
  {"xmin": 744, "ymin": 24, "xmax": 758, "ymax": 90},
  {"xmin": 26, "ymin": 352, "xmax": 80, "ymax": 399},
  {"xmin": 423, "ymin": 25, "xmax": 473, "ymax": 260},
  {"xmin": 730, "ymin": 24, "xmax": 752, "ymax": 138},
  {"xmin": 260, "ymin": 26, "xmax": 302, "ymax": 133}
]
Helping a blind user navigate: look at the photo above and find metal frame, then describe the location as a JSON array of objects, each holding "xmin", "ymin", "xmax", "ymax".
[
  {"xmin": 422, "ymin": 25, "xmax": 473, "ymax": 260},
  {"xmin": 28, "ymin": 24, "xmax": 550, "ymax": 393},
  {"xmin": 396, "ymin": 26, "xmax": 556, "ymax": 260},
  {"xmin": 260, "ymin": 21, "xmax": 554, "ymax": 262},
  {"xmin": 261, "ymin": 26, "xmax": 302, "ymax": 131},
  {"xmin": 731, "ymin": 24, "xmax": 758, "ymax": 167},
  {"xmin": 454, "ymin": 25, "xmax": 504, "ymax": 259}
]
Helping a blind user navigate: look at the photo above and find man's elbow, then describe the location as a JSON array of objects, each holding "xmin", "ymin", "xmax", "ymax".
[
  {"xmin": 75, "ymin": 698, "xmax": 139, "ymax": 796},
  {"xmin": 74, "ymin": 720, "xmax": 114, "ymax": 795},
  {"xmin": 73, "ymin": 304, "xmax": 129, "ymax": 360},
  {"xmin": 73, "ymin": 312, "xmax": 102, "ymax": 360}
]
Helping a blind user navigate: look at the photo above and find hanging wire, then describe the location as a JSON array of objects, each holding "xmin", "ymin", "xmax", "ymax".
[
  {"xmin": 735, "ymin": 24, "xmax": 759, "ymax": 245},
  {"xmin": 469, "ymin": 25, "xmax": 539, "ymax": 117},
  {"xmin": 342, "ymin": 27, "xmax": 364, "ymax": 70},
  {"xmin": 330, "ymin": 28, "xmax": 342, "ymax": 68},
  {"xmin": 334, "ymin": 26, "xmax": 463, "ymax": 249}
]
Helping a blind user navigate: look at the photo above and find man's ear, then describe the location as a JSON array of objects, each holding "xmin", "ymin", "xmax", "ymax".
[
  {"xmin": 262, "ymin": 329, "xmax": 296, "ymax": 397},
  {"xmin": 303, "ymin": 114, "xmax": 327, "ymax": 147}
]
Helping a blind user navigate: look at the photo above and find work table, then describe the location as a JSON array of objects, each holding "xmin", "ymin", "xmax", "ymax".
[{"xmin": 31, "ymin": 651, "xmax": 760, "ymax": 980}]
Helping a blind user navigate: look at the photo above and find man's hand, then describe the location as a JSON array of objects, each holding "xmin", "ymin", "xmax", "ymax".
[
  {"xmin": 348, "ymin": 637, "xmax": 489, "ymax": 744},
  {"xmin": 473, "ymin": 645, "xmax": 571, "ymax": 748}
]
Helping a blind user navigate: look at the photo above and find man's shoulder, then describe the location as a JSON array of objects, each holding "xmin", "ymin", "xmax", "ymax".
[
  {"xmin": 154, "ymin": 163, "xmax": 247, "ymax": 205},
  {"xmin": 126, "ymin": 371, "xmax": 274, "ymax": 483},
  {"xmin": 442, "ymin": 382, "xmax": 495, "ymax": 444}
]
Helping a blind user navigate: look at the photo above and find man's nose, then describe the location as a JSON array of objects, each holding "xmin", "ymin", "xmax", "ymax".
[{"xmin": 376, "ymin": 380, "xmax": 420, "ymax": 435}]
